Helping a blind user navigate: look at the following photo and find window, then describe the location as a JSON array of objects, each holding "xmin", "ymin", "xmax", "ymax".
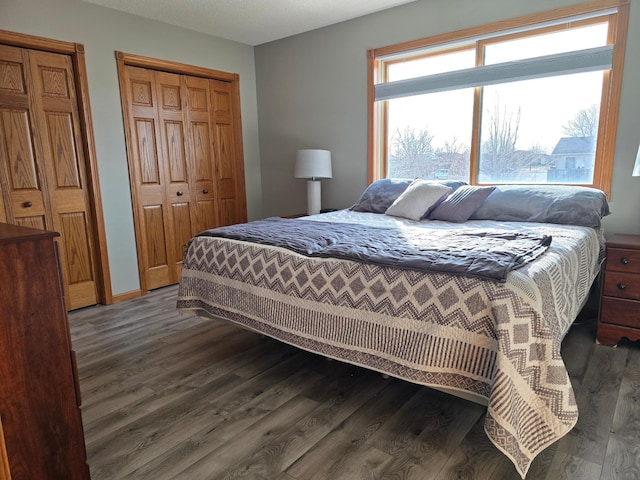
[{"xmin": 367, "ymin": 1, "xmax": 629, "ymax": 195}]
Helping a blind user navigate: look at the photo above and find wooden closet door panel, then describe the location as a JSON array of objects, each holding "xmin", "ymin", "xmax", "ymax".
[
  {"xmin": 157, "ymin": 71, "xmax": 193, "ymax": 281},
  {"xmin": 210, "ymin": 79, "xmax": 244, "ymax": 226},
  {"xmin": 183, "ymin": 75, "xmax": 218, "ymax": 235},
  {"xmin": 27, "ymin": 49, "xmax": 98, "ymax": 309},
  {"xmin": 126, "ymin": 66, "xmax": 172, "ymax": 289},
  {"xmin": 0, "ymin": 45, "xmax": 50, "ymax": 232}
]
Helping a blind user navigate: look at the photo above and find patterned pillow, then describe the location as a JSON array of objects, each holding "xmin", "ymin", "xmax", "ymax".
[
  {"xmin": 385, "ymin": 180, "xmax": 452, "ymax": 221},
  {"xmin": 429, "ymin": 185, "xmax": 496, "ymax": 223}
]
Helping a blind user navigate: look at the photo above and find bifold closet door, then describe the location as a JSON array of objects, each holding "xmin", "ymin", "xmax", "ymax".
[
  {"xmin": 182, "ymin": 75, "xmax": 219, "ymax": 238},
  {"xmin": 125, "ymin": 66, "xmax": 186, "ymax": 289},
  {"xmin": 122, "ymin": 62, "xmax": 246, "ymax": 292},
  {"xmin": 210, "ymin": 78, "xmax": 246, "ymax": 227},
  {"xmin": 0, "ymin": 44, "xmax": 99, "ymax": 310}
]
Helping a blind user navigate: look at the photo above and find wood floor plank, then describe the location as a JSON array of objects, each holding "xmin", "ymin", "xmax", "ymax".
[
  {"xmin": 201, "ymin": 365, "xmax": 389, "ymax": 479},
  {"xmin": 173, "ymin": 395, "xmax": 321, "ymax": 479},
  {"xmin": 87, "ymin": 372, "xmax": 247, "ymax": 479},
  {"xmin": 87, "ymin": 349, "xmax": 316, "ymax": 479},
  {"xmin": 371, "ymin": 387, "xmax": 485, "ymax": 480},
  {"xmin": 81, "ymin": 339, "xmax": 286, "ymax": 445},
  {"xmin": 81, "ymin": 334, "xmax": 284, "ymax": 447},
  {"xmin": 145, "ymin": 335, "xmax": 291, "ymax": 392},
  {"xmin": 127, "ymin": 368, "xmax": 325, "ymax": 480},
  {"xmin": 601, "ymin": 345, "xmax": 640, "ymax": 480},
  {"xmin": 286, "ymin": 379, "xmax": 419, "ymax": 480},
  {"xmin": 78, "ymin": 325, "xmax": 231, "ymax": 406},
  {"xmin": 551, "ymin": 342, "xmax": 628, "ymax": 467},
  {"xmin": 433, "ymin": 413, "xmax": 518, "ymax": 479},
  {"xmin": 304, "ymin": 443, "xmax": 393, "ymax": 480},
  {"xmin": 275, "ymin": 473, "xmax": 298, "ymax": 480},
  {"xmin": 81, "ymin": 382, "xmax": 157, "ymax": 426},
  {"xmin": 75, "ymin": 311, "xmax": 202, "ymax": 370},
  {"xmin": 543, "ymin": 453, "xmax": 604, "ymax": 480},
  {"xmin": 65, "ymin": 286, "xmax": 640, "ymax": 480}
]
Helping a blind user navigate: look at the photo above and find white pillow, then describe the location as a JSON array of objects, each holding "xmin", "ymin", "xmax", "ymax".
[{"xmin": 385, "ymin": 180, "xmax": 452, "ymax": 221}]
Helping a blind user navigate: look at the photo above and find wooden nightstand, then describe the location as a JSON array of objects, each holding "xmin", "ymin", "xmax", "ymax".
[{"xmin": 597, "ymin": 233, "xmax": 640, "ymax": 346}]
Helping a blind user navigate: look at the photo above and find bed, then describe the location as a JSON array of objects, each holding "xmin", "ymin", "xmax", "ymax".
[{"xmin": 176, "ymin": 180, "xmax": 609, "ymax": 478}]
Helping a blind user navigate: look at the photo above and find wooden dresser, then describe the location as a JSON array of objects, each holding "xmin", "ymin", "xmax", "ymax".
[
  {"xmin": 597, "ymin": 233, "xmax": 640, "ymax": 346},
  {"xmin": 0, "ymin": 223, "xmax": 90, "ymax": 479}
]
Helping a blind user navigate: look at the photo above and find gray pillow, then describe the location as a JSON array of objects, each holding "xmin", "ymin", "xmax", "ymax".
[
  {"xmin": 385, "ymin": 180, "xmax": 452, "ymax": 221},
  {"xmin": 429, "ymin": 185, "xmax": 496, "ymax": 223},
  {"xmin": 350, "ymin": 178, "xmax": 412, "ymax": 213},
  {"xmin": 470, "ymin": 185, "xmax": 611, "ymax": 227},
  {"xmin": 351, "ymin": 178, "xmax": 467, "ymax": 214}
]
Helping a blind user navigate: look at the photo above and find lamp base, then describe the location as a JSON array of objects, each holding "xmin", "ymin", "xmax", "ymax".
[{"xmin": 306, "ymin": 180, "xmax": 321, "ymax": 215}]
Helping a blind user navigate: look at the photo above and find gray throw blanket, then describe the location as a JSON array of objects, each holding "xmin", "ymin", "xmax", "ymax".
[{"xmin": 197, "ymin": 217, "xmax": 551, "ymax": 282}]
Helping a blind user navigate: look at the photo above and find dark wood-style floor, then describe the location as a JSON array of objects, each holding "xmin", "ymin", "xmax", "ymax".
[{"xmin": 69, "ymin": 286, "xmax": 640, "ymax": 480}]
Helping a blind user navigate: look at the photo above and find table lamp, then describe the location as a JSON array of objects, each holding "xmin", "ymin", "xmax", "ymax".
[{"xmin": 295, "ymin": 149, "xmax": 332, "ymax": 215}]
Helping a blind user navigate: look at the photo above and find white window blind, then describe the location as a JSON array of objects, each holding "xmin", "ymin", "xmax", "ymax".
[{"xmin": 375, "ymin": 45, "xmax": 613, "ymax": 102}]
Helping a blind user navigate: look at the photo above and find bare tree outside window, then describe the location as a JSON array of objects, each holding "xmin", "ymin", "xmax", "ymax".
[
  {"xmin": 387, "ymin": 99, "xmax": 600, "ymax": 184},
  {"xmin": 388, "ymin": 126, "xmax": 436, "ymax": 178},
  {"xmin": 562, "ymin": 104, "xmax": 599, "ymax": 137},
  {"xmin": 437, "ymin": 138, "xmax": 470, "ymax": 180},
  {"xmin": 479, "ymin": 102, "xmax": 521, "ymax": 182}
]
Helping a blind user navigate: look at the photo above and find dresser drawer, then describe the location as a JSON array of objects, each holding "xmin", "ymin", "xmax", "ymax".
[
  {"xmin": 606, "ymin": 248, "xmax": 640, "ymax": 274},
  {"xmin": 603, "ymin": 271, "xmax": 640, "ymax": 300},
  {"xmin": 600, "ymin": 297, "xmax": 640, "ymax": 329}
]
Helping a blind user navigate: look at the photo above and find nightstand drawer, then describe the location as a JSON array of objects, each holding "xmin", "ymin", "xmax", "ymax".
[
  {"xmin": 603, "ymin": 271, "xmax": 640, "ymax": 300},
  {"xmin": 600, "ymin": 297, "xmax": 640, "ymax": 329},
  {"xmin": 605, "ymin": 248, "xmax": 640, "ymax": 274}
]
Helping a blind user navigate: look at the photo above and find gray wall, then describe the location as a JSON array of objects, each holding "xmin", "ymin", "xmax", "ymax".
[
  {"xmin": 0, "ymin": 0, "xmax": 263, "ymax": 296},
  {"xmin": 255, "ymin": 0, "xmax": 640, "ymax": 235}
]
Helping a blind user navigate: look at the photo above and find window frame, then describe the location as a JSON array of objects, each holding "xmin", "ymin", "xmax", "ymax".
[{"xmin": 367, "ymin": 0, "xmax": 630, "ymax": 196}]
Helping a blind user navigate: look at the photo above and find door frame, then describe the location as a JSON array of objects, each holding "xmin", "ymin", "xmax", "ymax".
[
  {"xmin": 0, "ymin": 29, "xmax": 113, "ymax": 305},
  {"xmin": 115, "ymin": 51, "xmax": 246, "ymax": 294}
]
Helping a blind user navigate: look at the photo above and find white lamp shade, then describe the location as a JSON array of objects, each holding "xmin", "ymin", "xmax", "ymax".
[
  {"xmin": 295, "ymin": 149, "xmax": 332, "ymax": 179},
  {"xmin": 633, "ymin": 145, "xmax": 640, "ymax": 177}
]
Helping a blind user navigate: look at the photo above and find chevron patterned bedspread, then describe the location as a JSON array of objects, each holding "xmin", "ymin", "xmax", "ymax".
[{"xmin": 176, "ymin": 211, "xmax": 603, "ymax": 478}]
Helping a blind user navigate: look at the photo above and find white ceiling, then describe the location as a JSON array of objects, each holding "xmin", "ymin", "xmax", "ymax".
[{"xmin": 81, "ymin": 0, "xmax": 418, "ymax": 46}]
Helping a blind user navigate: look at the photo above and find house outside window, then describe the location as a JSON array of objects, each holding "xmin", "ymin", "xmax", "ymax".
[
  {"xmin": 367, "ymin": 0, "xmax": 629, "ymax": 196},
  {"xmin": 549, "ymin": 137, "xmax": 595, "ymax": 183}
]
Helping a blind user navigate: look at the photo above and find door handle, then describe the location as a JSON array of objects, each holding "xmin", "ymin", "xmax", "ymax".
[
  {"xmin": 176, "ymin": 191, "xmax": 183, "ymax": 196},
  {"xmin": 23, "ymin": 201, "xmax": 33, "ymax": 208},
  {"xmin": 203, "ymin": 189, "xmax": 209, "ymax": 194}
]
